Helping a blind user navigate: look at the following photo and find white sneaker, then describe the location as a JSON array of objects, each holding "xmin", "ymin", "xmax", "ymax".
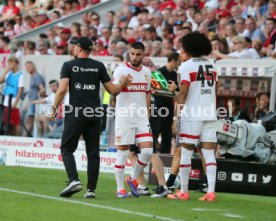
[
  {"xmin": 60, "ymin": 180, "xmax": 82, "ymax": 197},
  {"xmin": 84, "ymin": 189, "xmax": 95, "ymax": 198},
  {"xmin": 150, "ymin": 185, "xmax": 170, "ymax": 198},
  {"xmin": 138, "ymin": 187, "xmax": 151, "ymax": 196}
]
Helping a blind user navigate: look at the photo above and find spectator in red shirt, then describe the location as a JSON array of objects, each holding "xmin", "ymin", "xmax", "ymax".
[
  {"xmin": 4, "ymin": 20, "xmax": 16, "ymax": 38},
  {"xmin": 59, "ymin": 28, "xmax": 72, "ymax": 46},
  {"xmin": 268, "ymin": 1, "xmax": 276, "ymax": 19},
  {"xmin": 22, "ymin": 15, "xmax": 35, "ymax": 31},
  {"xmin": 92, "ymin": 39, "xmax": 109, "ymax": 56},
  {"xmin": 1, "ymin": 0, "xmax": 20, "ymax": 22},
  {"xmin": 160, "ymin": 0, "xmax": 176, "ymax": 11},
  {"xmin": 78, "ymin": 0, "xmax": 89, "ymax": 10},
  {"xmin": 0, "ymin": 37, "xmax": 10, "ymax": 54},
  {"xmin": 33, "ymin": 10, "xmax": 51, "ymax": 28},
  {"xmin": 100, "ymin": 27, "xmax": 111, "ymax": 47},
  {"xmin": 262, "ymin": 17, "xmax": 276, "ymax": 56}
]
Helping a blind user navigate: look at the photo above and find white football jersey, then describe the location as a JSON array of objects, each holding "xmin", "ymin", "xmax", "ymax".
[
  {"xmin": 113, "ymin": 63, "xmax": 152, "ymax": 128},
  {"xmin": 179, "ymin": 57, "xmax": 217, "ymax": 121}
]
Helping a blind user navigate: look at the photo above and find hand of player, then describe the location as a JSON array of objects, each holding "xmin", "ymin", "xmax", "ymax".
[
  {"xmin": 168, "ymin": 80, "xmax": 177, "ymax": 92},
  {"xmin": 172, "ymin": 117, "xmax": 180, "ymax": 135},
  {"xmin": 151, "ymin": 88, "xmax": 157, "ymax": 94},
  {"xmin": 45, "ymin": 105, "xmax": 57, "ymax": 122},
  {"xmin": 12, "ymin": 103, "xmax": 17, "ymax": 109},
  {"xmin": 119, "ymin": 74, "xmax": 132, "ymax": 87}
]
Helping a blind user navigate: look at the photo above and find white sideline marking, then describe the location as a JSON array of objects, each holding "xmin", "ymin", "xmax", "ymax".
[
  {"xmin": 192, "ymin": 208, "xmax": 228, "ymax": 212},
  {"xmin": 0, "ymin": 187, "xmax": 183, "ymax": 221},
  {"xmin": 222, "ymin": 214, "xmax": 244, "ymax": 218}
]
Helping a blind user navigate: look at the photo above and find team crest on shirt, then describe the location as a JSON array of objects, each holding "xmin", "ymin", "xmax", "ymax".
[
  {"xmin": 128, "ymin": 74, "xmax": 133, "ymax": 81},
  {"xmin": 144, "ymin": 74, "xmax": 149, "ymax": 82},
  {"xmin": 115, "ymin": 136, "xmax": 121, "ymax": 143}
]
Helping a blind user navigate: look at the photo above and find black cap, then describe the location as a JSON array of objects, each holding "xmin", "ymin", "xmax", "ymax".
[
  {"xmin": 69, "ymin": 36, "xmax": 78, "ymax": 45},
  {"xmin": 74, "ymin": 37, "xmax": 93, "ymax": 51}
]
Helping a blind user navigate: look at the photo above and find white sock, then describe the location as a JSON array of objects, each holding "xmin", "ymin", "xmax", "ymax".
[
  {"xmin": 115, "ymin": 150, "xmax": 129, "ymax": 191},
  {"xmin": 131, "ymin": 148, "xmax": 153, "ymax": 180},
  {"xmin": 179, "ymin": 147, "xmax": 194, "ymax": 193},
  {"xmin": 201, "ymin": 148, "xmax": 217, "ymax": 193}
]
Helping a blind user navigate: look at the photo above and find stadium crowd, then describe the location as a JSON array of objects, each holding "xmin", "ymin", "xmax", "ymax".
[{"xmin": 0, "ymin": 0, "xmax": 275, "ymax": 58}]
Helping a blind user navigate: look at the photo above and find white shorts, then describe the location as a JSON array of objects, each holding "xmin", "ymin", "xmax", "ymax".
[
  {"xmin": 179, "ymin": 120, "xmax": 217, "ymax": 145},
  {"xmin": 115, "ymin": 123, "xmax": 153, "ymax": 145}
]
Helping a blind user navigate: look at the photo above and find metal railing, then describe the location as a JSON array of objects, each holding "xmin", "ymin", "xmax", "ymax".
[{"xmin": 12, "ymin": 0, "xmax": 122, "ymax": 42}]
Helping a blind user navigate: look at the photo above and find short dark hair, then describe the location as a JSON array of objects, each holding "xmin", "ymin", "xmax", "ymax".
[
  {"xmin": 145, "ymin": 26, "xmax": 156, "ymax": 33},
  {"xmin": 211, "ymin": 36, "xmax": 221, "ymax": 43},
  {"xmin": 162, "ymin": 25, "xmax": 174, "ymax": 34},
  {"xmin": 114, "ymin": 54, "xmax": 124, "ymax": 61},
  {"xmin": 180, "ymin": 32, "xmax": 212, "ymax": 57},
  {"xmin": 167, "ymin": 52, "xmax": 179, "ymax": 62},
  {"xmin": 53, "ymin": 10, "xmax": 61, "ymax": 17},
  {"xmin": 49, "ymin": 79, "xmax": 58, "ymax": 85},
  {"xmin": 1, "ymin": 36, "xmax": 10, "ymax": 44},
  {"xmin": 107, "ymin": 10, "xmax": 115, "ymax": 16},
  {"xmin": 244, "ymin": 37, "xmax": 252, "ymax": 44},
  {"xmin": 182, "ymin": 26, "xmax": 192, "ymax": 32},
  {"xmin": 131, "ymin": 42, "xmax": 145, "ymax": 51},
  {"xmin": 257, "ymin": 92, "xmax": 270, "ymax": 99},
  {"xmin": 266, "ymin": 17, "xmax": 276, "ymax": 24},
  {"xmin": 39, "ymin": 33, "xmax": 48, "ymax": 39},
  {"xmin": 26, "ymin": 40, "xmax": 36, "ymax": 50}
]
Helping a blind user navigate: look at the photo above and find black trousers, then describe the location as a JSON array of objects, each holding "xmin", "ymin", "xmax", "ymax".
[
  {"xmin": 60, "ymin": 119, "xmax": 101, "ymax": 190},
  {"xmin": 150, "ymin": 104, "xmax": 174, "ymax": 154}
]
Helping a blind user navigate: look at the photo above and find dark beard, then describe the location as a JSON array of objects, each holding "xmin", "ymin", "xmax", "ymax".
[{"xmin": 130, "ymin": 60, "xmax": 141, "ymax": 67}]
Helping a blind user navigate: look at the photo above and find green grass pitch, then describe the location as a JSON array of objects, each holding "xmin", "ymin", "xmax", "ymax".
[{"xmin": 0, "ymin": 166, "xmax": 275, "ymax": 221}]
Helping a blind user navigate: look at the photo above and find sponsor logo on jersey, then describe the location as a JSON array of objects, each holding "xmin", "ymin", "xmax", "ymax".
[
  {"xmin": 122, "ymin": 83, "xmax": 147, "ymax": 92},
  {"xmin": 72, "ymin": 66, "xmax": 79, "ymax": 72},
  {"xmin": 75, "ymin": 82, "xmax": 82, "ymax": 90},
  {"xmin": 72, "ymin": 66, "xmax": 98, "ymax": 73},
  {"xmin": 75, "ymin": 82, "xmax": 95, "ymax": 90}
]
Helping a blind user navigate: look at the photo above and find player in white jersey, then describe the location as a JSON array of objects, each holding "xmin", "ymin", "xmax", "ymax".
[
  {"xmin": 167, "ymin": 32, "xmax": 217, "ymax": 201},
  {"xmin": 113, "ymin": 42, "xmax": 153, "ymax": 198}
]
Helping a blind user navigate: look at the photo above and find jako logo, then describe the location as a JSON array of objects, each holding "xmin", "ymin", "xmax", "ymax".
[
  {"xmin": 262, "ymin": 175, "xmax": 272, "ymax": 184},
  {"xmin": 72, "ymin": 66, "xmax": 79, "ymax": 72},
  {"xmin": 82, "ymin": 84, "xmax": 95, "ymax": 90},
  {"xmin": 75, "ymin": 82, "xmax": 82, "ymax": 90}
]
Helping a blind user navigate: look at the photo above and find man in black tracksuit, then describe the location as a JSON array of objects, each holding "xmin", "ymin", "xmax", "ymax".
[
  {"xmin": 150, "ymin": 52, "xmax": 180, "ymax": 154},
  {"xmin": 51, "ymin": 37, "xmax": 130, "ymax": 198}
]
